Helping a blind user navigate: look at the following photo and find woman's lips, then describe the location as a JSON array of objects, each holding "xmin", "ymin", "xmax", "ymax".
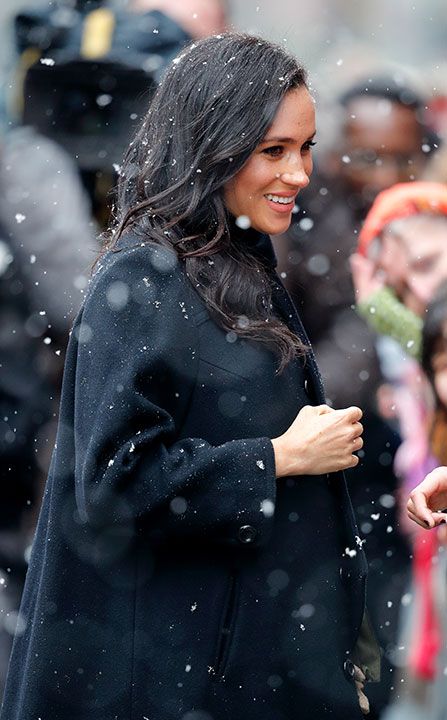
[{"xmin": 264, "ymin": 195, "xmax": 296, "ymax": 213}]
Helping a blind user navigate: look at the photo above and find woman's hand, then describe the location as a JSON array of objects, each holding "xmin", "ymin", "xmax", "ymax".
[
  {"xmin": 271, "ymin": 404, "xmax": 363, "ymax": 477},
  {"xmin": 350, "ymin": 252, "xmax": 383, "ymax": 303},
  {"xmin": 407, "ymin": 467, "xmax": 447, "ymax": 529}
]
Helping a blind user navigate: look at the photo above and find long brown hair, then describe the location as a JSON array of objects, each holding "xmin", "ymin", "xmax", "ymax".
[{"xmin": 103, "ymin": 33, "xmax": 309, "ymax": 369}]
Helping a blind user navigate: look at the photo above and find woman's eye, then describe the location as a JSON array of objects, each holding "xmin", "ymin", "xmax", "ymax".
[
  {"xmin": 302, "ymin": 140, "xmax": 316, "ymax": 152},
  {"xmin": 262, "ymin": 146, "xmax": 283, "ymax": 158}
]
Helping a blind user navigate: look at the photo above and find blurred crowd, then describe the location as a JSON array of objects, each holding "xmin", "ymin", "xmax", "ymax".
[{"xmin": 1, "ymin": 1, "xmax": 447, "ymax": 718}]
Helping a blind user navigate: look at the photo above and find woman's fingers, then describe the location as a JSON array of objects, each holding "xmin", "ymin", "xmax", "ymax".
[
  {"xmin": 341, "ymin": 452, "xmax": 360, "ymax": 469},
  {"xmin": 407, "ymin": 467, "xmax": 447, "ymax": 529},
  {"xmin": 407, "ymin": 507, "xmax": 433, "ymax": 530},
  {"xmin": 406, "ymin": 491, "xmax": 447, "ymax": 529},
  {"xmin": 406, "ymin": 504, "xmax": 447, "ymax": 529},
  {"xmin": 349, "ymin": 252, "xmax": 383, "ymax": 303},
  {"xmin": 345, "ymin": 406, "xmax": 363, "ymax": 422},
  {"xmin": 408, "ymin": 491, "xmax": 435, "ymax": 528},
  {"xmin": 316, "ymin": 404, "xmax": 334, "ymax": 415},
  {"xmin": 277, "ymin": 403, "xmax": 366, "ymax": 476}
]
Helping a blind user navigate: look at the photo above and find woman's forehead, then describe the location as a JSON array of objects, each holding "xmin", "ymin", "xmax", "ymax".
[{"xmin": 264, "ymin": 87, "xmax": 315, "ymax": 139}]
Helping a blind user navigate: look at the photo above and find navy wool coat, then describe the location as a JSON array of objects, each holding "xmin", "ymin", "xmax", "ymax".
[{"xmin": 1, "ymin": 231, "xmax": 370, "ymax": 720}]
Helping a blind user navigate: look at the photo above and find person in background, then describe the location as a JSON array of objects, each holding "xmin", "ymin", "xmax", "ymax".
[
  {"xmin": 399, "ymin": 282, "xmax": 447, "ymax": 720},
  {"xmin": 350, "ymin": 183, "xmax": 447, "ymax": 719},
  {"xmin": 350, "ymin": 182, "xmax": 447, "ymax": 535},
  {"xmin": 127, "ymin": 0, "xmax": 227, "ymax": 39},
  {"xmin": 351, "ymin": 182, "xmax": 447, "ymax": 359},
  {"xmin": 350, "ymin": 182, "xmax": 447, "ymax": 505},
  {"xmin": 0, "ymin": 125, "xmax": 97, "ymax": 695},
  {"xmin": 1, "ymin": 33, "xmax": 378, "ymax": 720}
]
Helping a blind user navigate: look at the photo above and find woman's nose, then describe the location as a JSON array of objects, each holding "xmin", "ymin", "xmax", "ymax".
[
  {"xmin": 280, "ymin": 168, "xmax": 310, "ymax": 189},
  {"xmin": 279, "ymin": 154, "xmax": 310, "ymax": 187}
]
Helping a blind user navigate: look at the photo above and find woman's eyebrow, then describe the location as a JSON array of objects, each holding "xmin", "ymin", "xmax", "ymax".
[
  {"xmin": 260, "ymin": 136, "xmax": 294, "ymax": 144},
  {"xmin": 259, "ymin": 131, "xmax": 316, "ymax": 145}
]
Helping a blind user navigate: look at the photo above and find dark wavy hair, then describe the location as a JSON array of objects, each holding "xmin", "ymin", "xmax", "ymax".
[{"xmin": 104, "ymin": 33, "xmax": 309, "ymax": 369}]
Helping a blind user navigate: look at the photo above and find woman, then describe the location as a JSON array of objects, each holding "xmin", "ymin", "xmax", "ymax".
[{"xmin": 1, "ymin": 34, "xmax": 376, "ymax": 720}]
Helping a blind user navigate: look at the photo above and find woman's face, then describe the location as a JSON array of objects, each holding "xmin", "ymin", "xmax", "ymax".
[
  {"xmin": 223, "ymin": 86, "xmax": 316, "ymax": 236},
  {"xmin": 392, "ymin": 216, "xmax": 447, "ymax": 316}
]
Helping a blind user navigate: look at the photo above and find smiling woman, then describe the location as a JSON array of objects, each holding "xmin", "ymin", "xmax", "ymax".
[
  {"xmin": 1, "ymin": 33, "xmax": 377, "ymax": 720},
  {"xmin": 223, "ymin": 87, "xmax": 315, "ymax": 236}
]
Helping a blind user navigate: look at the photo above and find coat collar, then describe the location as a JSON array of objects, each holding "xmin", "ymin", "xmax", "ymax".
[{"xmin": 228, "ymin": 216, "xmax": 277, "ymax": 269}]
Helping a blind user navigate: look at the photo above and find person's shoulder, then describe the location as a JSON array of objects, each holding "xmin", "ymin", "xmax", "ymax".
[
  {"xmin": 83, "ymin": 232, "xmax": 200, "ymax": 324},
  {"xmin": 91, "ymin": 232, "xmax": 183, "ymax": 287}
]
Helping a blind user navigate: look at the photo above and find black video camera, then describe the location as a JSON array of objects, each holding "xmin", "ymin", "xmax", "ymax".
[{"xmin": 15, "ymin": 1, "xmax": 190, "ymax": 170}]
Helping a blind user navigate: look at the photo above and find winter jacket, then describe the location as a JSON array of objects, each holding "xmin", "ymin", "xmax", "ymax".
[{"xmin": 1, "ymin": 229, "xmax": 373, "ymax": 720}]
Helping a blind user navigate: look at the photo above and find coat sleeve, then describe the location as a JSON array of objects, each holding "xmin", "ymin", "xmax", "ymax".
[{"xmin": 73, "ymin": 244, "xmax": 277, "ymax": 547}]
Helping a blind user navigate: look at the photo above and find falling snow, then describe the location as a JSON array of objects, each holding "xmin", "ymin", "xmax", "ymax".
[{"xmin": 236, "ymin": 215, "xmax": 251, "ymax": 230}]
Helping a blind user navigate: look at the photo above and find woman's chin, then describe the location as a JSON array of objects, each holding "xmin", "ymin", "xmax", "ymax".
[{"xmin": 263, "ymin": 218, "xmax": 293, "ymax": 236}]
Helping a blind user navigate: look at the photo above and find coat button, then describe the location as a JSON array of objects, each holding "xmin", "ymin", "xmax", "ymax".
[
  {"xmin": 343, "ymin": 659, "xmax": 355, "ymax": 680},
  {"xmin": 238, "ymin": 525, "xmax": 257, "ymax": 544},
  {"xmin": 304, "ymin": 379, "xmax": 309, "ymax": 393}
]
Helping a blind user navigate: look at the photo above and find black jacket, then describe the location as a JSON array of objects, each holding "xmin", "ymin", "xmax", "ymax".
[{"xmin": 1, "ymin": 231, "xmax": 371, "ymax": 720}]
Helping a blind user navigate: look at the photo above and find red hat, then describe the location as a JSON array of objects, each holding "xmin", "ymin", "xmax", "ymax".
[{"xmin": 358, "ymin": 181, "xmax": 447, "ymax": 256}]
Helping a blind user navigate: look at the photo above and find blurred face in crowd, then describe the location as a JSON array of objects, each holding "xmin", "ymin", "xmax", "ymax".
[
  {"xmin": 431, "ymin": 337, "xmax": 447, "ymax": 409},
  {"xmin": 128, "ymin": 0, "xmax": 227, "ymax": 38},
  {"xmin": 380, "ymin": 215, "xmax": 447, "ymax": 316},
  {"xmin": 223, "ymin": 87, "xmax": 316, "ymax": 236},
  {"xmin": 339, "ymin": 96, "xmax": 426, "ymax": 205},
  {"xmin": 374, "ymin": 230, "xmax": 408, "ymax": 300}
]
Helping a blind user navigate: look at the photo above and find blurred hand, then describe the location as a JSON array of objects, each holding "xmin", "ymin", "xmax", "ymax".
[
  {"xmin": 272, "ymin": 404, "xmax": 363, "ymax": 477},
  {"xmin": 407, "ymin": 467, "xmax": 447, "ymax": 529},
  {"xmin": 350, "ymin": 252, "xmax": 384, "ymax": 303}
]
